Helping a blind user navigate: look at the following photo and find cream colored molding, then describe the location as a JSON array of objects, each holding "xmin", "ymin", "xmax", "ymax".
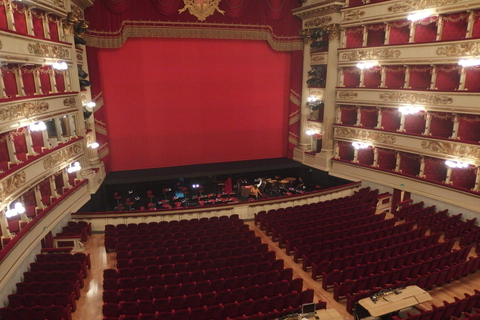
[
  {"xmin": 18, "ymin": 0, "xmax": 67, "ymax": 15},
  {"xmin": 379, "ymin": 92, "xmax": 453, "ymax": 105},
  {"xmin": 436, "ymin": 42, "xmax": 480, "ymax": 57},
  {"xmin": 311, "ymin": 52, "xmax": 328, "ymax": 65},
  {"xmin": 293, "ymin": 2, "xmax": 343, "ymax": 20},
  {"xmin": 43, "ymin": 142, "xmax": 83, "ymax": 170},
  {"xmin": 71, "ymin": 0, "xmax": 95, "ymax": 11},
  {"xmin": 341, "ymin": 48, "xmax": 401, "ymax": 61},
  {"xmin": 0, "ymin": 171, "xmax": 27, "ymax": 202},
  {"xmin": 0, "ymin": 101, "xmax": 49, "ymax": 121},
  {"xmin": 421, "ymin": 140, "xmax": 480, "ymax": 161},
  {"xmin": 63, "ymin": 97, "xmax": 77, "ymax": 108},
  {"xmin": 338, "ymin": 91, "xmax": 358, "ymax": 100},
  {"xmin": 307, "ymin": 120, "xmax": 323, "ymax": 133},
  {"xmin": 334, "ymin": 126, "xmax": 397, "ymax": 144},
  {"xmin": 305, "ymin": 16, "xmax": 333, "ymax": 28},
  {"xmin": 387, "ymin": 0, "xmax": 461, "ymax": 13},
  {"xmin": 343, "ymin": 10, "xmax": 366, "ymax": 22},
  {"xmin": 28, "ymin": 42, "xmax": 70, "ymax": 59}
]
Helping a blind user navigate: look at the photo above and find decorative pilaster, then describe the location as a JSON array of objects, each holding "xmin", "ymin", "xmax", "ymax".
[
  {"xmin": 458, "ymin": 67, "xmax": 467, "ymax": 90},
  {"xmin": 49, "ymin": 175, "xmax": 59, "ymax": 198},
  {"xmin": 373, "ymin": 148, "xmax": 379, "ymax": 167},
  {"xmin": 404, "ymin": 66, "xmax": 411, "ymax": 89},
  {"xmin": 466, "ymin": 11, "xmax": 474, "ymax": 39},
  {"xmin": 423, "ymin": 113, "xmax": 432, "ymax": 136},
  {"xmin": 430, "ymin": 65, "xmax": 438, "ymax": 90},
  {"xmin": 473, "ymin": 167, "xmax": 480, "ymax": 192},
  {"xmin": 361, "ymin": 26, "xmax": 368, "ymax": 47},
  {"xmin": 24, "ymin": 129, "xmax": 34, "ymax": 155},
  {"xmin": 356, "ymin": 107, "xmax": 362, "ymax": 126},
  {"xmin": 394, "ymin": 152, "xmax": 401, "ymax": 172},
  {"xmin": 376, "ymin": 108, "xmax": 382, "ymax": 129},
  {"xmin": 14, "ymin": 68, "xmax": 26, "ymax": 97},
  {"xmin": 0, "ymin": 69, "xmax": 7, "ymax": 99},
  {"xmin": 49, "ymin": 69, "xmax": 58, "ymax": 93},
  {"xmin": 33, "ymin": 185, "xmax": 44, "ymax": 209},
  {"xmin": 444, "ymin": 166, "xmax": 453, "ymax": 184},
  {"xmin": 53, "ymin": 118, "xmax": 64, "ymax": 142},
  {"xmin": 33, "ymin": 67, "xmax": 42, "ymax": 95},
  {"xmin": 408, "ymin": 21, "xmax": 415, "ymax": 43},
  {"xmin": 419, "ymin": 156, "xmax": 426, "ymax": 178},
  {"xmin": 380, "ymin": 66, "xmax": 386, "ymax": 88},
  {"xmin": 450, "ymin": 115, "xmax": 459, "ymax": 139}
]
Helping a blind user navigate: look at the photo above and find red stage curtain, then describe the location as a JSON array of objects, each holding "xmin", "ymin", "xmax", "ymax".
[
  {"xmin": 450, "ymin": 167, "xmax": 476, "ymax": 190},
  {"xmin": 151, "ymin": 0, "xmax": 182, "ymax": 16},
  {"xmin": 101, "ymin": 0, "xmax": 132, "ymax": 14},
  {"xmin": 39, "ymin": 66, "xmax": 52, "ymax": 94},
  {"xmin": 441, "ymin": 12, "xmax": 468, "ymax": 41},
  {"xmin": 338, "ymin": 141, "xmax": 354, "ymax": 161},
  {"xmin": 413, "ymin": 16, "xmax": 438, "ymax": 43},
  {"xmin": 384, "ymin": 66, "xmax": 405, "ymax": 88},
  {"xmin": 404, "ymin": 113, "xmax": 426, "ymax": 135},
  {"xmin": 388, "ymin": 20, "xmax": 410, "ymax": 45},
  {"xmin": 345, "ymin": 27, "xmax": 364, "ymax": 48},
  {"xmin": 12, "ymin": 2, "xmax": 28, "ymax": 35},
  {"xmin": 47, "ymin": 14, "xmax": 59, "ymax": 42},
  {"xmin": 364, "ymin": 66, "xmax": 381, "ymax": 88},
  {"xmin": 357, "ymin": 148, "xmax": 374, "ymax": 166},
  {"xmin": 472, "ymin": 10, "xmax": 480, "ymax": 38},
  {"xmin": 31, "ymin": 9, "xmax": 45, "ymax": 39},
  {"xmin": 408, "ymin": 65, "xmax": 432, "ymax": 90},
  {"xmin": 21, "ymin": 66, "xmax": 35, "ymax": 96},
  {"xmin": 221, "ymin": 0, "xmax": 248, "ymax": 19},
  {"xmin": 343, "ymin": 67, "xmax": 360, "ymax": 88},
  {"xmin": 366, "ymin": 24, "xmax": 385, "ymax": 47},
  {"xmin": 2, "ymin": 65, "xmax": 18, "ymax": 98},
  {"xmin": 54, "ymin": 71, "xmax": 65, "ymax": 92},
  {"xmin": 399, "ymin": 152, "xmax": 420, "ymax": 176},
  {"xmin": 359, "ymin": 107, "xmax": 378, "ymax": 128},
  {"xmin": 287, "ymin": 50, "xmax": 303, "ymax": 158},
  {"xmin": 380, "ymin": 108, "xmax": 401, "ymax": 131},
  {"xmin": 423, "ymin": 156, "xmax": 447, "ymax": 183},
  {"xmin": 429, "ymin": 112, "xmax": 453, "ymax": 138},
  {"xmin": 457, "ymin": 114, "xmax": 480, "ymax": 142},
  {"xmin": 262, "ymin": 0, "xmax": 285, "ymax": 21},
  {"xmin": 435, "ymin": 64, "xmax": 460, "ymax": 91},
  {"xmin": 464, "ymin": 67, "xmax": 480, "ymax": 91},
  {"xmin": 376, "ymin": 148, "xmax": 396, "ymax": 170},
  {"xmin": 339, "ymin": 105, "xmax": 357, "ymax": 126},
  {"xmin": 96, "ymin": 38, "xmax": 290, "ymax": 171}
]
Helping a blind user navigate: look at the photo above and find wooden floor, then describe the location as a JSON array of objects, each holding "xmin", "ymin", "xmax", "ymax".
[{"xmin": 72, "ymin": 214, "xmax": 480, "ymax": 320}]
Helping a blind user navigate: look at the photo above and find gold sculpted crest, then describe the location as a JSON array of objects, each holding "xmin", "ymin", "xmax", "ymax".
[
  {"xmin": 342, "ymin": 49, "xmax": 401, "ymax": 61},
  {"xmin": 179, "ymin": 0, "xmax": 224, "ymax": 21},
  {"xmin": 43, "ymin": 143, "xmax": 83, "ymax": 170},
  {"xmin": 28, "ymin": 42, "xmax": 70, "ymax": 59},
  {"xmin": 436, "ymin": 42, "xmax": 480, "ymax": 57},
  {"xmin": 379, "ymin": 92, "xmax": 453, "ymax": 105},
  {"xmin": 335, "ymin": 127, "xmax": 396, "ymax": 144},
  {"xmin": 0, "ymin": 171, "xmax": 27, "ymax": 200},
  {"xmin": 0, "ymin": 101, "xmax": 49, "ymax": 121},
  {"xmin": 421, "ymin": 141, "xmax": 480, "ymax": 160},
  {"xmin": 338, "ymin": 91, "xmax": 358, "ymax": 100}
]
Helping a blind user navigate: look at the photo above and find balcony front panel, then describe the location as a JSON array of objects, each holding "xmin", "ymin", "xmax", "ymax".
[
  {"xmin": 336, "ymin": 88, "xmax": 480, "ymax": 114},
  {"xmin": 15, "ymin": 0, "xmax": 67, "ymax": 16},
  {"xmin": 334, "ymin": 125, "xmax": 480, "ymax": 166},
  {"xmin": 341, "ymin": 0, "xmax": 476, "ymax": 26}
]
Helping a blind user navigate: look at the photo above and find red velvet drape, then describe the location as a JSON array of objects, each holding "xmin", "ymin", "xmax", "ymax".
[
  {"xmin": 450, "ymin": 167, "xmax": 476, "ymax": 190},
  {"xmin": 413, "ymin": 17, "xmax": 438, "ymax": 43},
  {"xmin": 429, "ymin": 112, "xmax": 453, "ymax": 138},
  {"xmin": 345, "ymin": 27, "xmax": 364, "ymax": 48},
  {"xmin": 388, "ymin": 20, "xmax": 410, "ymax": 45},
  {"xmin": 457, "ymin": 114, "xmax": 480, "ymax": 142},
  {"xmin": 384, "ymin": 66, "xmax": 405, "ymax": 88},
  {"xmin": 423, "ymin": 156, "xmax": 447, "ymax": 183},
  {"xmin": 357, "ymin": 148, "xmax": 374, "ymax": 166},
  {"xmin": 21, "ymin": 66, "xmax": 35, "ymax": 96},
  {"xmin": 31, "ymin": 9, "xmax": 45, "ymax": 39},
  {"xmin": 359, "ymin": 107, "xmax": 378, "ymax": 128},
  {"xmin": 464, "ymin": 67, "xmax": 480, "ymax": 91},
  {"xmin": 435, "ymin": 65, "xmax": 460, "ymax": 91},
  {"xmin": 380, "ymin": 108, "xmax": 401, "ymax": 131},
  {"xmin": 12, "ymin": 2, "xmax": 28, "ymax": 35},
  {"xmin": 408, "ymin": 65, "xmax": 432, "ymax": 90},
  {"xmin": 2, "ymin": 66, "xmax": 18, "ymax": 98},
  {"xmin": 338, "ymin": 141, "xmax": 354, "ymax": 161},
  {"xmin": 343, "ymin": 67, "xmax": 360, "ymax": 88},
  {"xmin": 364, "ymin": 66, "xmax": 381, "ymax": 88},
  {"xmin": 39, "ymin": 66, "xmax": 52, "ymax": 94},
  {"xmin": 366, "ymin": 24, "xmax": 385, "ymax": 47},
  {"xmin": 376, "ymin": 148, "xmax": 396, "ymax": 170},
  {"xmin": 339, "ymin": 106, "xmax": 357, "ymax": 126},
  {"xmin": 441, "ymin": 12, "xmax": 468, "ymax": 41},
  {"xmin": 0, "ymin": 2, "xmax": 7, "ymax": 31},
  {"xmin": 399, "ymin": 152, "xmax": 420, "ymax": 176},
  {"xmin": 404, "ymin": 113, "xmax": 426, "ymax": 135}
]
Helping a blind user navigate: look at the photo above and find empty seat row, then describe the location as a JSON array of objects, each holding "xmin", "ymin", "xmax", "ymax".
[
  {"xmin": 0, "ymin": 305, "xmax": 71, "ymax": 320},
  {"xmin": 8, "ymin": 291, "xmax": 76, "ymax": 311}
]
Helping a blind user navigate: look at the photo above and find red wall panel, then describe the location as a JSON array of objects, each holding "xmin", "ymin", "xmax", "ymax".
[{"xmin": 97, "ymin": 38, "xmax": 291, "ymax": 171}]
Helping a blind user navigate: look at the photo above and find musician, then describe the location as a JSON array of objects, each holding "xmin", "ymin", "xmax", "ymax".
[
  {"xmin": 249, "ymin": 185, "xmax": 262, "ymax": 199},
  {"xmin": 295, "ymin": 177, "xmax": 306, "ymax": 192}
]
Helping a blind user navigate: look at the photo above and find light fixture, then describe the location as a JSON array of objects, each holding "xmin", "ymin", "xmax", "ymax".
[
  {"xmin": 5, "ymin": 202, "xmax": 26, "ymax": 218},
  {"xmin": 458, "ymin": 59, "xmax": 480, "ymax": 67},
  {"xmin": 29, "ymin": 121, "xmax": 46, "ymax": 132},
  {"xmin": 352, "ymin": 142, "xmax": 371, "ymax": 149},
  {"xmin": 67, "ymin": 161, "xmax": 81, "ymax": 173},
  {"xmin": 192, "ymin": 184, "xmax": 199, "ymax": 188},
  {"xmin": 52, "ymin": 61, "xmax": 68, "ymax": 70},
  {"xmin": 445, "ymin": 160, "xmax": 470, "ymax": 168},
  {"xmin": 356, "ymin": 61, "xmax": 377, "ymax": 69},
  {"xmin": 84, "ymin": 101, "xmax": 96, "ymax": 109},
  {"xmin": 89, "ymin": 142, "xmax": 99, "ymax": 149},
  {"xmin": 407, "ymin": 10, "xmax": 433, "ymax": 22},
  {"xmin": 398, "ymin": 105, "xmax": 424, "ymax": 115}
]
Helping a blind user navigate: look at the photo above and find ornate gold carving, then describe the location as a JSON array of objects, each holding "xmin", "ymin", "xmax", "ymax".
[
  {"xmin": 63, "ymin": 97, "xmax": 77, "ymax": 107},
  {"xmin": 388, "ymin": 0, "xmax": 460, "ymax": 13},
  {"xmin": 342, "ymin": 49, "xmax": 401, "ymax": 61},
  {"xmin": 338, "ymin": 91, "xmax": 358, "ymax": 100},
  {"xmin": 0, "ymin": 39, "xmax": 3, "ymax": 50},
  {"xmin": 43, "ymin": 143, "xmax": 83, "ymax": 170},
  {"xmin": 305, "ymin": 17, "xmax": 332, "ymax": 28},
  {"xmin": 28, "ymin": 42, "xmax": 70, "ymax": 59},
  {"xmin": 0, "ymin": 101, "xmax": 49, "ymax": 121},
  {"xmin": 436, "ymin": 42, "xmax": 480, "ymax": 57},
  {"xmin": 294, "ymin": 4, "xmax": 343, "ymax": 19},
  {"xmin": 311, "ymin": 55, "xmax": 326, "ymax": 63},
  {"xmin": 179, "ymin": 0, "xmax": 224, "ymax": 21},
  {"xmin": 325, "ymin": 24, "xmax": 341, "ymax": 41},
  {"xmin": 379, "ymin": 92, "xmax": 453, "ymax": 105},
  {"xmin": 335, "ymin": 127, "xmax": 396, "ymax": 144},
  {"xmin": 343, "ymin": 10, "xmax": 365, "ymax": 21},
  {"xmin": 0, "ymin": 171, "xmax": 27, "ymax": 200},
  {"xmin": 421, "ymin": 141, "xmax": 480, "ymax": 160}
]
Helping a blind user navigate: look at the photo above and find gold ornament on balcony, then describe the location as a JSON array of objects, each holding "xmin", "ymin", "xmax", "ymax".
[{"xmin": 179, "ymin": 0, "xmax": 225, "ymax": 21}]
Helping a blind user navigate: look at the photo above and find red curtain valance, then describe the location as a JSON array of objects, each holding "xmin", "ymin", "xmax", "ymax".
[
  {"xmin": 415, "ymin": 16, "xmax": 438, "ymax": 25},
  {"xmin": 101, "ymin": 0, "xmax": 131, "ymax": 14},
  {"xmin": 385, "ymin": 66, "xmax": 405, "ymax": 72},
  {"xmin": 430, "ymin": 112, "xmax": 454, "ymax": 119},
  {"xmin": 366, "ymin": 23, "xmax": 385, "ymax": 31},
  {"xmin": 262, "ymin": 0, "xmax": 286, "ymax": 21},
  {"xmin": 222, "ymin": 0, "xmax": 248, "ymax": 18},
  {"xmin": 441, "ymin": 12, "xmax": 469, "ymax": 23},
  {"xmin": 388, "ymin": 20, "xmax": 410, "ymax": 28},
  {"xmin": 346, "ymin": 26, "xmax": 364, "ymax": 34},
  {"xmin": 151, "ymin": 0, "xmax": 182, "ymax": 16},
  {"xmin": 410, "ymin": 65, "xmax": 432, "ymax": 73},
  {"xmin": 436, "ymin": 64, "xmax": 461, "ymax": 72}
]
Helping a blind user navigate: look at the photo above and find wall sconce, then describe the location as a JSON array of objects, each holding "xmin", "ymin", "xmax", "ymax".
[
  {"xmin": 356, "ymin": 61, "xmax": 378, "ymax": 69},
  {"xmin": 52, "ymin": 61, "xmax": 68, "ymax": 70},
  {"xmin": 88, "ymin": 142, "xmax": 99, "ymax": 149},
  {"xmin": 407, "ymin": 10, "xmax": 434, "ymax": 22},
  {"xmin": 352, "ymin": 142, "xmax": 372, "ymax": 149},
  {"xmin": 445, "ymin": 160, "xmax": 470, "ymax": 168},
  {"xmin": 84, "ymin": 101, "xmax": 96, "ymax": 109},
  {"xmin": 67, "ymin": 161, "xmax": 81, "ymax": 173},
  {"xmin": 5, "ymin": 202, "xmax": 25, "ymax": 218},
  {"xmin": 458, "ymin": 59, "xmax": 480, "ymax": 67},
  {"xmin": 29, "ymin": 121, "xmax": 46, "ymax": 132},
  {"xmin": 398, "ymin": 105, "xmax": 424, "ymax": 115}
]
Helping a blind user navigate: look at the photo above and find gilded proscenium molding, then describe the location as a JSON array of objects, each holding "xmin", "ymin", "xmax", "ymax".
[
  {"xmin": 379, "ymin": 92, "xmax": 453, "ymax": 105},
  {"xmin": 388, "ymin": 0, "xmax": 461, "ymax": 13},
  {"xmin": 338, "ymin": 91, "xmax": 358, "ymax": 100},
  {"xmin": 0, "ymin": 101, "xmax": 49, "ymax": 121},
  {"xmin": 341, "ymin": 49, "xmax": 401, "ymax": 61},
  {"xmin": 421, "ymin": 141, "xmax": 480, "ymax": 162},
  {"xmin": 325, "ymin": 23, "xmax": 341, "ymax": 41},
  {"xmin": 28, "ymin": 42, "xmax": 70, "ymax": 59},
  {"xmin": 294, "ymin": 3, "xmax": 343, "ymax": 20},
  {"xmin": 335, "ymin": 127, "xmax": 397, "ymax": 144},
  {"xmin": 63, "ymin": 97, "xmax": 77, "ymax": 108},
  {"xmin": 307, "ymin": 121, "xmax": 323, "ymax": 133},
  {"xmin": 305, "ymin": 17, "xmax": 332, "ymax": 28},
  {"xmin": 311, "ymin": 54, "xmax": 326, "ymax": 63},
  {"xmin": 436, "ymin": 42, "xmax": 480, "ymax": 57},
  {"xmin": 43, "ymin": 142, "xmax": 83, "ymax": 170},
  {"xmin": 343, "ymin": 10, "xmax": 365, "ymax": 22},
  {"xmin": 0, "ymin": 171, "xmax": 27, "ymax": 201},
  {"xmin": 178, "ymin": 0, "xmax": 225, "ymax": 22}
]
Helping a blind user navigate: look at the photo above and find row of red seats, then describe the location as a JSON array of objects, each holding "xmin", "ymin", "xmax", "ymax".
[
  {"xmin": 22, "ymin": 269, "xmax": 85, "ymax": 288},
  {"xmin": 430, "ymin": 213, "xmax": 463, "ymax": 233},
  {"xmin": 404, "ymin": 205, "xmax": 436, "ymax": 222},
  {"xmin": 104, "ymin": 278, "xmax": 303, "ymax": 304},
  {"xmin": 15, "ymin": 280, "xmax": 80, "ymax": 300},
  {"xmin": 445, "ymin": 218, "xmax": 478, "ymax": 240},
  {"xmin": 337, "ymin": 254, "xmax": 480, "ymax": 302},
  {"xmin": 308, "ymin": 232, "xmax": 444, "ymax": 276},
  {"xmin": 296, "ymin": 222, "xmax": 420, "ymax": 265},
  {"xmin": 461, "ymin": 227, "xmax": 480, "ymax": 247},
  {"xmin": 35, "ymin": 252, "xmax": 91, "ymax": 268},
  {"xmin": 102, "ymin": 289, "xmax": 315, "ymax": 319},
  {"xmin": 321, "ymin": 239, "xmax": 460, "ymax": 287},
  {"xmin": 0, "ymin": 304, "xmax": 71, "ymax": 320},
  {"xmin": 8, "ymin": 291, "xmax": 76, "ymax": 311},
  {"xmin": 394, "ymin": 201, "xmax": 425, "ymax": 219},
  {"xmin": 104, "ymin": 268, "xmax": 294, "ymax": 291},
  {"xmin": 29, "ymin": 260, "xmax": 86, "ymax": 280},
  {"xmin": 416, "ymin": 209, "xmax": 449, "ymax": 228}
]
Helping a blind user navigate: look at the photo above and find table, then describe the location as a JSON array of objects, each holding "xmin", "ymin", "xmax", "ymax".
[
  {"xmin": 357, "ymin": 286, "xmax": 432, "ymax": 317},
  {"xmin": 240, "ymin": 185, "xmax": 252, "ymax": 198},
  {"xmin": 280, "ymin": 309, "xmax": 343, "ymax": 320}
]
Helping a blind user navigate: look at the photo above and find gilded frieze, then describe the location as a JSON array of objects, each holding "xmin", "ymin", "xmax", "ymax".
[
  {"xmin": 0, "ymin": 171, "xmax": 27, "ymax": 200},
  {"xmin": 305, "ymin": 17, "xmax": 332, "ymax": 28},
  {"xmin": 421, "ymin": 141, "xmax": 480, "ymax": 160},
  {"xmin": 341, "ymin": 49, "xmax": 401, "ymax": 61},
  {"xmin": 0, "ymin": 101, "xmax": 49, "ymax": 121},
  {"xmin": 343, "ymin": 10, "xmax": 365, "ymax": 22},
  {"xmin": 63, "ymin": 97, "xmax": 77, "ymax": 108},
  {"xmin": 28, "ymin": 42, "xmax": 70, "ymax": 59},
  {"xmin": 338, "ymin": 91, "xmax": 358, "ymax": 99},
  {"xmin": 178, "ymin": 0, "xmax": 224, "ymax": 22},
  {"xmin": 295, "ymin": 4, "xmax": 342, "ymax": 20},
  {"xmin": 335, "ymin": 127, "xmax": 397, "ymax": 144},
  {"xmin": 388, "ymin": 0, "xmax": 461, "ymax": 12},
  {"xmin": 379, "ymin": 92, "xmax": 453, "ymax": 105},
  {"xmin": 43, "ymin": 143, "xmax": 83, "ymax": 170},
  {"xmin": 312, "ymin": 55, "xmax": 326, "ymax": 63},
  {"xmin": 436, "ymin": 42, "xmax": 480, "ymax": 57},
  {"xmin": 53, "ymin": 0, "xmax": 66, "ymax": 8}
]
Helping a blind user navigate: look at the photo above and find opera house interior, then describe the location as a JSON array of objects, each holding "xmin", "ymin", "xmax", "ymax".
[{"xmin": 1, "ymin": 0, "xmax": 480, "ymax": 319}]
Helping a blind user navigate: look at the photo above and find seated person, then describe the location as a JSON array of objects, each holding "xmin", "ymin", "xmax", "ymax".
[{"xmin": 249, "ymin": 185, "xmax": 262, "ymax": 199}]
